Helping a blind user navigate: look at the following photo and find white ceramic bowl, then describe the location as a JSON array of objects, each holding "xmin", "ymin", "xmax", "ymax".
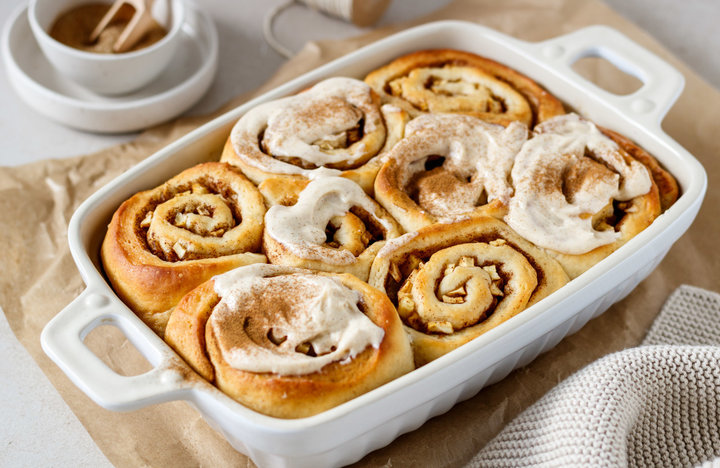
[
  {"xmin": 28, "ymin": 0, "xmax": 185, "ymax": 95},
  {"xmin": 41, "ymin": 22, "xmax": 706, "ymax": 468}
]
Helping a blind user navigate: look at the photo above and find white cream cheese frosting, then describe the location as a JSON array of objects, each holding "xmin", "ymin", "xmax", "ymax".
[
  {"xmin": 230, "ymin": 77, "xmax": 385, "ymax": 175},
  {"xmin": 210, "ymin": 264, "xmax": 384, "ymax": 376},
  {"xmin": 264, "ymin": 176, "xmax": 395, "ymax": 264},
  {"xmin": 505, "ymin": 113, "xmax": 653, "ymax": 254},
  {"xmin": 394, "ymin": 113, "xmax": 528, "ymax": 220}
]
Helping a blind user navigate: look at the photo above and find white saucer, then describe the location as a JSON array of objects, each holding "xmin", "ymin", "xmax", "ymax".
[{"xmin": 1, "ymin": 4, "xmax": 218, "ymax": 133}]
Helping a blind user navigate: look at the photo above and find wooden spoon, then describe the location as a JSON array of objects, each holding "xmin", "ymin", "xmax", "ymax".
[{"xmin": 89, "ymin": 0, "xmax": 160, "ymax": 53}]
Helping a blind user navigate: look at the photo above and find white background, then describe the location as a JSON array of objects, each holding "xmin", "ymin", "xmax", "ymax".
[{"xmin": 1, "ymin": 0, "xmax": 719, "ymax": 466}]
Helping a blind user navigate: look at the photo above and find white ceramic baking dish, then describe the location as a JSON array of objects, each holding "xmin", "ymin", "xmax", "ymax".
[{"xmin": 41, "ymin": 21, "xmax": 706, "ymax": 468}]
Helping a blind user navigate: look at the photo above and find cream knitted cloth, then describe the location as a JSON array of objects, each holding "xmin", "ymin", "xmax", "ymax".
[{"xmin": 469, "ymin": 285, "xmax": 720, "ymax": 468}]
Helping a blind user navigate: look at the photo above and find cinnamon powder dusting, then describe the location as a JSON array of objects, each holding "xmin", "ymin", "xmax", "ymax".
[
  {"xmin": 209, "ymin": 266, "xmax": 384, "ymax": 375},
  {"xmin": 409, "ymin": 167, "xmax": 484, "ymax": 218}
]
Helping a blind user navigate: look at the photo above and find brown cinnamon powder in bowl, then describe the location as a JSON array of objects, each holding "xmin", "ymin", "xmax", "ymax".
[{"xmin": 49, "ymin": 3, "xmax": 167, "ymax": 54}]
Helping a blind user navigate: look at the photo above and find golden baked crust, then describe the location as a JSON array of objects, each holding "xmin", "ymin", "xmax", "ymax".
[
  {"xmin": 364, "ymin": 49, "xmax": 566, "ymax": 127},
  {"xmin": 369, "ymin": 217, "xmax": 568, "ymax": 365},
  {"xmin": 256, "ymin": 177, "xmax": 310, "ymax": 207},
  {"xmin": 374, "ymin": 113, "xmax": 527, "ymax": 232},
  {"xmin": 220, "ymin": 77, "xmax": 409, "ymax": 195},
  {"xmin": 100, "ymin": 162, "xmax": 267, "ymax": 335},
  {"xmin": 164, "ymin": 266, "xmax": 414, "ymax": 418}
]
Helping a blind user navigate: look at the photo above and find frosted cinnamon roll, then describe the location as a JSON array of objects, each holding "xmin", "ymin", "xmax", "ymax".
[
  {"xmin": 101, "ymin": 162, "xmax": 267, "ymax": 335},
  {"xmin": 601, "ymin": 127, "xmax": 679, "ymax": 212},
  {"xmin": 504, "ymin": 113, "xmax": 676, "ymax": 278},
  {"xmin": 164, "ymin": 264, "xmax": 414, "ymax": 418},
  {"xmin": 221, "ymin": 77, "xmax": 409, "ymax": 194},
  {"xmin": 369, "ymin": 217, "xmax": 568, "ymax": 365},
  {"xmin": 263, "ymin": 176, "xmax": 403, "ymax": 281},
  {"xmin": 364, "ymin": 49, "xmax": 565, "ymax": 127},
  {"xmin": 374, "ymin": 113, "xmax": 528, "ymax": 232}
]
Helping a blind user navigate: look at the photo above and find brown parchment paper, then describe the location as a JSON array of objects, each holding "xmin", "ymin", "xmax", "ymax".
[{"xmin": 1, "ymin": 0, "xmax": 718, "ymax": 466}]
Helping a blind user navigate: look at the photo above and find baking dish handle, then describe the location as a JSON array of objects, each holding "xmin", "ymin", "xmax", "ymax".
[
  {"xmin": 530, "ymin": 25, "xmax": 685, "ymax": 127},
  {"xmin": 41, "ymin": 286, "xmax": 187, "ymax": 411}
]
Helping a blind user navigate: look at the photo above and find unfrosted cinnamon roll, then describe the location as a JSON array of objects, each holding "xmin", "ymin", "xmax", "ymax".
[
  {"xmin": 263, "ymin": 176, "xmax": 403, "ymax": 281},
  {"xmin": 364, "ymin": 49, "xmax": 565, "ymax": 127},
  {"xmin": 374, "ymin": 113, "xmax": 528, "ymax": 232},
  {"xmin": 221, "ymin": 77, "xmax": 409, "ymax": 194},
  {"xmin": 369, "ymin": 217, "xmax": 568, "ymax": 365},
  {"xmin": 164, "ymin": 264, "xmax": 414, "ymax": 418},
  {"xmin": 101, "ymin": 162, "xmax": 267, "ymax": 335},
  {"xmin": 504, "ymin": 113, "xmax": 677, "ymax": 278}
]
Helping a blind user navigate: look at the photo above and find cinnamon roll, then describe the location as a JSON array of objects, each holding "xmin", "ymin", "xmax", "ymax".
[
  {"xmin": 221, "ymin": 77, "xmax": 409, "ymax": 194},
  {"xmin": 364, "ymin": 49, "xmax": 565, "ymax": 127},
  {"xmin": 101, "ymin": 162, "xmax": 267, "ymax": 335},
  {"xmin": 504, "ymin": 113, "xmax": 677, "ymax": 278},
  {"xmin": 263, "ymin": 176, "xmax": 403, "ymax": 281},
  {"xmin": 601, "ymin": 127, "xmax": 680, "ymax": 212},
  {"xmin": 164, "ymin": 264, "xmax": 414, "ymax": 418},
  {"xmin": 374, "ymin": 113, "xmax": 528, "ymax": 232},
  {"xmin": 369, "ymin": 217, "xmax": 568, "ymax": 365}
]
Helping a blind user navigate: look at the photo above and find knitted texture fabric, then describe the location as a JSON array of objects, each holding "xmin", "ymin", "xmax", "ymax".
[{"xmin": 468, "ymin": 285, "xmax": 720, "ymax": 468}]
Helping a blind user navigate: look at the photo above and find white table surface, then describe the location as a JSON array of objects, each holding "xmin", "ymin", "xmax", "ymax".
[{"xmin": 1, "ymin": 0, "xmax": 719, "ymax": 466}]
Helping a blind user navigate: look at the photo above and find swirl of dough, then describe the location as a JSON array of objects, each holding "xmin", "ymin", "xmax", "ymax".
[
  {"xmin": 221, "ymin": 77, "xmax": 409, "ymax": 193},
  {"xmin": 364, "ymin": 49, "xmax": 565, "ymax": 127},
  {"xmin": 504, "ymin": 113, "xmax": 669, "ymax": 278},
  {"xmin": 263, "ymin": 176, "xmax": 403, "ymax": 280},
  {"xmin": 374, "ymin": 113, "xmax": 528, "ymax": 232},
  {"xmin": 369, "ymin": 217, "xmax": 568, "ymax": 365},
  {"xmin": 401, "ymin": 242, "xmax": 537, "ymax": 333},
  {"xmin": 100, "ymin": 162, "xmax": 267, "ymax": 334},
  {"xmin": 164, "ymin": 264, "xmax": 414, "ymax": 418}
]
